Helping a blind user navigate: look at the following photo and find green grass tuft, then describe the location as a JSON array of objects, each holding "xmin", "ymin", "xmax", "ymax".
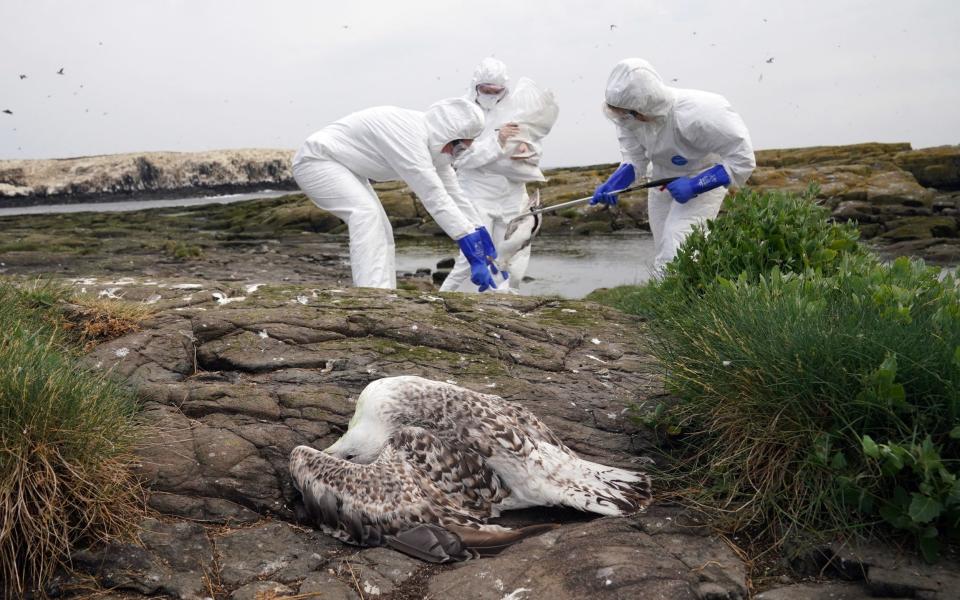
[{"xmin": 0, "ymin": 281, "xmax": 144, "ymax": 596}]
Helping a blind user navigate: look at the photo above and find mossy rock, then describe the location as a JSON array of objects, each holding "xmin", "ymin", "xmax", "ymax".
[
  {"xmin": 880, "ymin": 216, "xmax": 958, "ymax": 242},
  {"xmin": 894, "ymin": 145, "xmax": 960, "ymax": 190},
  {"xmin": 755, "ymin": 143, "xmax": 911, "ymax": 168},
  {"xmin": 572, "ymin": 221, "xmax": 614, "ymax": 235}
]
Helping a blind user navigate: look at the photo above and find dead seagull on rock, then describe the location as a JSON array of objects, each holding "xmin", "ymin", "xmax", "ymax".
[
  {"xmin": 290, "ymin": 426, "xmax": 556, "ymax": 562},
  {"xmin": 289, "ymin": 376, "xmax": 651, "ymax": 561}
]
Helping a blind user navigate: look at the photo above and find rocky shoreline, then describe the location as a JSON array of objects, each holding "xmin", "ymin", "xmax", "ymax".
[{"xmin": 2, "ymin": 143, "xmax": 960, "ymax": 264}]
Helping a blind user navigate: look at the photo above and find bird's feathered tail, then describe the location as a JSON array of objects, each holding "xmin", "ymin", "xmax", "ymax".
[{"xmin": 540, "ymin": 445, "xmax": 652, "ymax": 516}]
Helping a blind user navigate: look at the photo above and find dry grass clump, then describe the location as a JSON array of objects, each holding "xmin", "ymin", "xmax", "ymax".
[{"xmin": 65, "ymin": 295, "xmax": 155, "ymax": 350}]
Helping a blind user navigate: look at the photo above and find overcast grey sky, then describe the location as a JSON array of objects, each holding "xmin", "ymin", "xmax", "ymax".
[{"xmin": 1, "ymin": 0, "xmax": 957, "ymax": 167}]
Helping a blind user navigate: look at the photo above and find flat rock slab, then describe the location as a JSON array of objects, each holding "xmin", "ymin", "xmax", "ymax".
[
  {"xmin": 79, "ymin": 281, "xmax": 663, "ymax": 522},
  {"xmin": 64, "ymin": 279, "xmax": 750, "ymax": 599},
  {"xmin": 427, "ymin": 506, "xmax": 748, "ymax": 600}
]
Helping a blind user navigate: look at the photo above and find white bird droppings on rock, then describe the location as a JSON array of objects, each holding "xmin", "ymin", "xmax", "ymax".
[
  {"xmin": 244, "ymin": 283, "xmax": 265, "ymax": 293},
  {"xmin": 144, "ymin": 294, "xmax": 162, "ymax": 304},
  {"xmin": 411, "ymin": 324, "xmax": 418, "ymax": 331},
  {"xmin": 296, "ymin": 295, "xmax": 309, "ymax": 305},
  {"xmin": 114, "ymin": 347, "xmax": 129, "ymax": 358},
  {"xmin": 170, "ymin": 283, "xmax": 204, "ymax": 290},
  {"xmin": 212, "ymin": 292, "xmax": 246, "ymax": 305},
  {"xmin": 501, "ymin": 588, "xmax": 532, "ymax": 600},
  {"xmin": 591, "ymin": 338, "xmax": 602, "ymax": 344},
  {"xmin": 561, "ymin": 308, "xmax": 577, "ymax": 313},
  {"xmin": 363, "ymin": 581, "xmax": 381, "ymax": 596},
  {"xmin": 258, "ymin": 330, "xmax": 269, "ymax": 339},
  {"xmin": 586, "ymin": 355, "xmax": 607, "ymax": 364}
]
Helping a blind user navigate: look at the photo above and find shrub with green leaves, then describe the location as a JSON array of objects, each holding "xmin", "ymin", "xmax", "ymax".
[
  {"xmin": 590, "ymin": 188, "xmax": 960, "ymax": 559},
  {"xmin": 646, "ymin": 257, "xmax": 960, "ymax": 557},
  {"xmin": 660, "ymin": 186, "xmax": 867, "ymax": 299},
  {"xmin": 0, "ymin": 281, "xmax": 143, "ymax": 596}
]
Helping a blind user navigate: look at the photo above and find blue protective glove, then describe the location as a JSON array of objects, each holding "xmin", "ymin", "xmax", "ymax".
[
  {"xmin": 476, "ymin": 226, "xmax": 498, "ymax": 274},
  {"xmin": 590, "ymin": 163, "xmax": 636, "ymax": 206},
  {"xmin": 457, "ymin": 228, "xmax": 498, "ymax": 292},
  {"xmin": 665, "ymin": 164, "xmax": 731, "ymax": 204}
]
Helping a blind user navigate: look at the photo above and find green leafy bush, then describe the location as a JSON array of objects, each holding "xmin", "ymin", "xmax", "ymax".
[
  {"xmin": 648, "ymin": 258, "xmax": 960, "ymax": 556},
  {"xmin": 0, "ymin": 281, "xmax": 143, "ymax": 596},
  {"xmin": 592, "ymin": 189, "xmax": 960, "ymax": 558},
  {"xmin": 660, "ymin": 186, "xmax": 867, "ymax": 299}
]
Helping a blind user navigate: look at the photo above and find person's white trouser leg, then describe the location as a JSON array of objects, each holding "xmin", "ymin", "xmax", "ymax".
[
  {"xmin": 293, "ymin": 158, "xmax": 397, "ymax": 289},
  {"xmin": 651, "ymin": 186, "xmax": 725, "ymax": 274},
  {"xmin": 438, "ymin": 250, "xmax": 473, "ymax": 292},
  {"xmin": 646, "ymin": 187, "xmax": 672, "ymax": 276}
]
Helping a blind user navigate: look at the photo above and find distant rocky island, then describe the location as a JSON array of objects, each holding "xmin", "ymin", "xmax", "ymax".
[{"xmin": 0, "ymin": 148, "xmax": 297, "ymax": 205}]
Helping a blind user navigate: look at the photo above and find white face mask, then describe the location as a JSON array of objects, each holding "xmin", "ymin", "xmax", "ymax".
[
  {"xmin": 476, "ymin": 93, "xmax": 502, "ymax": 111},
  {"xmin": 603, "ymin": 103, "xmax": 663, "ymax": 133}
]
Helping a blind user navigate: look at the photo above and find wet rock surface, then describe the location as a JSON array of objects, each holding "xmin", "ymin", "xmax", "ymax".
[
  {"xmin": 4, "ymin": 142, "xmax": 960, "ymax": 269},
  {"xmin": 48, "ymin": 275, "xmax": 959, "ymax": 599},
  {"xmin": 52, "ymin": 276, "xmax": 718, "ymax": 599}
]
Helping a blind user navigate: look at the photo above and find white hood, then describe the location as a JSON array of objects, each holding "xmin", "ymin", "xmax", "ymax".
[
  {"xmin": 604, "ymin": 58, "xmax": 676, "ymax": 120},
  {"xmin": 424, "ymin": 98, "xmax": 485, "ymax": 159},
  {"xmin": 467, "ymin": 57, "xmax": 510, "ymax": 106}
]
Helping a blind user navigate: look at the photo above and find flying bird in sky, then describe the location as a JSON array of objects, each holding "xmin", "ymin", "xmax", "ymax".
[
  {"xmin": 766, "ymin": 57, "xmax": 775, "ymax": 63},
  {"xmin": 19, "ymin": 74, "xmax": 27, "ymax": 80},
  {"xmin": 2, "ymin": 109, "xmax": 12, "ymax": 115},
  {"xmin": 57, "ymin": 67, "xmax": 64, "ymax": 75}
]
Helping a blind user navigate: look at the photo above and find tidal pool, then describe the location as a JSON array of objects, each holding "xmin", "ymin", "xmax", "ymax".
[{"xmin": 397, "ymin": 232, "xmax": 657, "ymax": 299}]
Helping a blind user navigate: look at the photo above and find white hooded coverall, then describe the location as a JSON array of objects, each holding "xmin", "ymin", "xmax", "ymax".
[
  {"xmin": 292, "ymin": 99, "xmax": 484, "ymax": 289},
  {"xmin": 441, "ymin": 58, "xmax": 558, "ymax": 293},
  {"xmin": 605, "ymin": 58, "xmax": 756, "ymax": 273}
]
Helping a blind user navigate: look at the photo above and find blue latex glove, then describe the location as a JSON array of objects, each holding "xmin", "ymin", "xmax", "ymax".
[
  {"xmin": 665, "ymin": 164, "xmax": 731, "ymax": 204},
  {"xmin": 590, "ymin": 163, "xmax": 636, "ymax": 206},
  {"xmin": 457, "ymin": 228, "xmax": 498, "ymax": 292},
  {"xmin": 476, "ymin": 226, "xmax": 498, "ymax": 274}
]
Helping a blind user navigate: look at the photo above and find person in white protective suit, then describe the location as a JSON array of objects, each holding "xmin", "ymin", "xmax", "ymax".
[
  {"xmin": 591, "ymin": 58, "xmax": 755, "ymax": 275},
  {"xmin": 440, "ymin": 58, "xmax": 559, "ymax": 293},
  {"xmin": 292, "ymin": 98, "xmax": 499, "ymax": 291}
]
